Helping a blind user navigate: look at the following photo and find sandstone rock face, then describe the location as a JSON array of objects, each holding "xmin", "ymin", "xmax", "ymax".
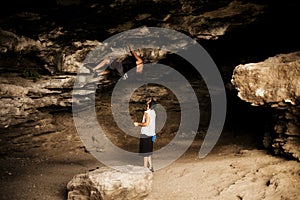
[
  {"xmin": 231, "ymin": 51, "xmax": 300, "ymax": 161},
  {"xmin": 67, "ymin": 165, "xmax": 153, "ymax": 200},
  {"xmin": 231, "ymin": 51, "xmax": 300, "ymax": 106}
]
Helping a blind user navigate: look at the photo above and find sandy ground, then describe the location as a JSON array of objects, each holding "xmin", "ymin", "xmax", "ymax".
[{"xmin": 1, "ymin": 127, "xmax": 299, "ymax": 200}]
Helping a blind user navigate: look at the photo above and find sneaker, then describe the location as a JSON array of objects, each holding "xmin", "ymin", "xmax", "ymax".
[{"xmin": 148, "ymin": 167, "xmax": 154, "ymax": 172}]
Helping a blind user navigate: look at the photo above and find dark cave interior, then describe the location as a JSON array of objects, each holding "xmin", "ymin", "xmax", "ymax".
[{"xmin": 1, "ymin": 0, "xmax": 299, "ymax": 152}]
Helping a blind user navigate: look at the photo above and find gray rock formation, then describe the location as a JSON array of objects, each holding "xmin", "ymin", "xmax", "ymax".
[
  {"xmin": 67, "ymin": 165, "xmax": 153, "ymax": 200},
  {"xmin": 231, "ymin": 51, "xmax": 300, "ymax": 161}
]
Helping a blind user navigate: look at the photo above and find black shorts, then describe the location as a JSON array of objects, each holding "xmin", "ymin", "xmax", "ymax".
[
  {"xmin": 109, "ymin": 60, "xmax": 124, "ymax": 76},
  {"xmin": 139, "ymin": 134, "xmax": 153, "ymax": 156}
]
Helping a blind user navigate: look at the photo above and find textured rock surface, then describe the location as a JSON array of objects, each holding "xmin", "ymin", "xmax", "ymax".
[
  {"xmin": 231, "ymin": 52, "xmax": 300, "ymax": 161},
  {"xmin": 67, "ymin": 165, "xmax": 153, "ymax": 200},
  {"xmin": 231, "ymin": 51, "xmax": 300, "ymax": 106},
  {"xmin": 0, "ymin": 75, "xmax": 74, "ymax": 127}
]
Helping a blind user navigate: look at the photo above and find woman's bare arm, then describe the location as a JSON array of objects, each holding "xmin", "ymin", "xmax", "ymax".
[
  {"xmin": 134, "ymin": 112, "xmax": 149, "ymax": 127},
  {"xmin": 129, "ymin": 46, "xmax": 143, "ymax": 64}
]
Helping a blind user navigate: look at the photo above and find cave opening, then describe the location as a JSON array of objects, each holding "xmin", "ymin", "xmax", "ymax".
[
  {"xmin": 0, "ymin": 0, "xmax": 297, "ymax": 161},
  {"xmin": 93, "ymin": 49, "xmax": 272, "ymax": 156}
]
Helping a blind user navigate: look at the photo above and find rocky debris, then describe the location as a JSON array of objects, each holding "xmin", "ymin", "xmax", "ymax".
[
  {"xmin": 231, "ymin": 51, "xmax": 300, "ymax": 161},
  {"xmin": 67, "ymin": 165, "xmax": 153, "ymax": 200}
]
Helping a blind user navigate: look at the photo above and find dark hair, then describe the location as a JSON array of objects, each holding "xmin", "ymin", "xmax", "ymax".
[{"xmin": 146, "ymin": 98, "xmax": 156, "ymax": 109}]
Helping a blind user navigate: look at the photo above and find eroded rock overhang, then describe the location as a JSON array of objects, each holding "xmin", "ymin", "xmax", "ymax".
[{"xmin": 231, "ymin": 51, "xmax": 300, "ymax": 161}]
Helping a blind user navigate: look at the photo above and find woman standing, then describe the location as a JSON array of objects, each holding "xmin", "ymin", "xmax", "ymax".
[{"xmin": 134, "ymin": 99, "xmax": 156, "ymax": 172}]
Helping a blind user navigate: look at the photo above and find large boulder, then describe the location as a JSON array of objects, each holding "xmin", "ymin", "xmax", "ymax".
[
  {"xmin": 231, "ymin": 51, "xmax": 300, "ymax": 106},
  {"xmin": 67, "ymin": 165, "xmax": 153, "ymax": 200},
  {"xmin": 231, "ymin": 51, "xmax": 300, "ymax": 161}
]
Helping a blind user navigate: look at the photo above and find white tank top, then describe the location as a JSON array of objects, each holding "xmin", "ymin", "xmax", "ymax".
[{"xmin": 141, "ymin": 109, "xmax": 156, "ymax": 136}]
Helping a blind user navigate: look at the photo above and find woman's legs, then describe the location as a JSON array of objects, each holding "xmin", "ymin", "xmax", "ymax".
[
  {"xmin": 143, "ymin": 156, "xmax": 152, "ymax": 168},
  {"xmin": 144, "ymin": 156, "xmax": 154, "ymax": 172},
  {"xmin": 144, "ymin": 156, "xmax": 148, "ymax": 167},
  {"xmin": 140, "ymin": 135, "xmax": 154, "ymax": 171},
  {"xmin": 148, "ymin": 156, "xmax": 152, "ymax": 168}
]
